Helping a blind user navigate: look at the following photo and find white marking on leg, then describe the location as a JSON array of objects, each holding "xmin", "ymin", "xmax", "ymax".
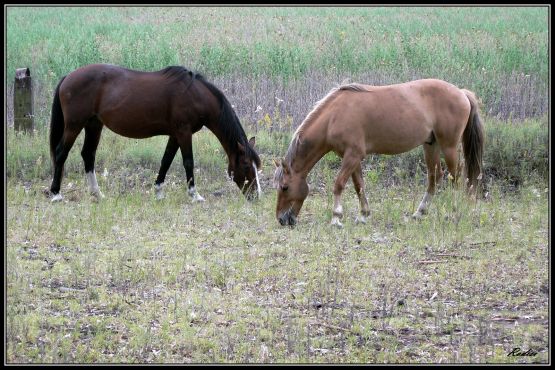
[
  {"xmin": 331, "ymin": 201, "xmax": 344, "ymax": 227},
  {"xmin": 413, "ymin": 192, "xmax": 432, "ymax": 218},
  {"xmin": 86, "ymin": 170, "xmax": 104, "ymax": 199},
  {"xmin": 155, "ymin": 183, "xmax": 165, "ymax": 200},
  {"xmin": 333, "ymin": 203, "xmax": 343, "ymax": 216},
  {"xmin": 330, "ymin": 216, "xmax": 343, "ymax": 228},
  {"xmin": 355, "ymin": 215, "xmax": 367, "ymax": 224},
  {"xmin": 253, "ymin": 162, "xmax": 262, "ymax": 197},
  {"xmin": 51, "ymin": 193, "xmax": 63, "ymax": 202},
  {"xmin": 332, "ymin": 194, "xmax": 343, "ymax": 217},
  {"xmin": 188, "ymin": 187, "xmax": 205, "ymax": 202}
]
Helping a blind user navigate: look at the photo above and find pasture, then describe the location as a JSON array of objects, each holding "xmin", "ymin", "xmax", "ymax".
[{"xmin": 5, "ymin": 6, "xmax": 549, "ymax": 364}]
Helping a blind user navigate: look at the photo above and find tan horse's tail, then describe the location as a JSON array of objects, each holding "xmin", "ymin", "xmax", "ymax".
[{"xmin": 461, "ymin": 89, "xmax": 484, "ymax": 194}]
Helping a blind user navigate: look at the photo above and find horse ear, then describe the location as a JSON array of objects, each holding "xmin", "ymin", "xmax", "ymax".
[
  {"xmin": 249, "ymin": 136, "xmax": 256, "ymax": 148},
  {"xmin": 237, "ymin": 141, "xmax": 246, "ymax": 154},
  {"xmin": 273, "ymin": 159, "xmax": 281, "ymax": 168}
]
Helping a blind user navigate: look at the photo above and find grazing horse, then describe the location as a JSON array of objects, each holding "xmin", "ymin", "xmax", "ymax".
[
  {"xmin": 49, "ymin": 64, "xmax": 261, "ymax": 202},
  {"xmin": 274, "ymin": 79, "xmax": 484, "ymax": 227}
]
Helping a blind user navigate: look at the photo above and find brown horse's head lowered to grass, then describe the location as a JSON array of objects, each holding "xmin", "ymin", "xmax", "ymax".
[
  {"xmin": 49, "ymin": 64, "xmax": 261, "ymax": 203},
  {"xmin": 274, "ymin": 79, "xmax": 484, "ymax": 227}
]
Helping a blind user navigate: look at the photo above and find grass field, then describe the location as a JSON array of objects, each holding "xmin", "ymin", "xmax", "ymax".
[
  {"xmin": 5, "ymin": 128, "xmax": 550, "ymax": 364},
  {"xmin": 6, "ymin": 6, "xmax": 549, "ymax": 124},
  {"xmin": 5, "ymin": 5, "xmax": 550, "ymax": 364},
  {"xmin": 5, "ymin": 133, "xmax": 549, "ymax": 362}
]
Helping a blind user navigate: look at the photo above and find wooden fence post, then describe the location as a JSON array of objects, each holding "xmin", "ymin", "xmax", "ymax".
[{"xmin": 14, "ymin": 67, "xmax": 34, "ymax": 133}]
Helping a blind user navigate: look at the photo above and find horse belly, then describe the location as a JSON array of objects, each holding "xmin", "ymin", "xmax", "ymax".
[
  {"xmin": 98, "ymin": 109, "xmax": 170, "ymax": 138},
  {"xmin": 363, "ymin": 120, "xmax": 431, "ymax": 155},
  {"xmin": 97, "ymin": 95, "xmax": 173, "ymax": 138}
]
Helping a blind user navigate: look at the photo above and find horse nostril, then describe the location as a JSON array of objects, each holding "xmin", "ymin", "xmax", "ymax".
[
  {"xmin": 279, "ymin": 217, "xmax": 286, "ymax": 226},
  {"xmin": 289, "ymin": 214, "xmax": 297, "ymax": 226}
]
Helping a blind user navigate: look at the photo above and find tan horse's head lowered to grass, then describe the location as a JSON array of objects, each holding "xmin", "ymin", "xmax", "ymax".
[{"xmin": 274, "ymin": 79, "xmax": 484, "ymax": 227}]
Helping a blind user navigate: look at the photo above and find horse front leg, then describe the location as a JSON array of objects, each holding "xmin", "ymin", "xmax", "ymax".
[
  {"xmin": 176, "ymin": 131, "xmax": 205, "ymax": 202},
  {"xmin": 154, "ymin": 136, "xmax": 179, "ymax": 200},
  {"xmin": 331, "ymin": 151, "xmax": 362, "ymax": 228}
]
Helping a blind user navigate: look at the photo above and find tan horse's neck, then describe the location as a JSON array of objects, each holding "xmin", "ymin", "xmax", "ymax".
[
  {"xmin": 284, "ymin": 86, "xmax": 348, "ymax": 178},
  {"xmin": 287, "ymin": 127, "xmax": 331, "ymax": 180}
]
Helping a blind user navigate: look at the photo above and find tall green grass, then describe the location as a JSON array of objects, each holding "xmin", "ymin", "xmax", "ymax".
[
  {"xmin": 6, "ymin": 115, "xmax": 548, "ymax": 189},
  {"xmin": 5, "ymin": 6, "xmax": 549, "ymax": 188},
  {"xmin": 6, "ymin": 6, "xmax": 549, "ymax": 119}
]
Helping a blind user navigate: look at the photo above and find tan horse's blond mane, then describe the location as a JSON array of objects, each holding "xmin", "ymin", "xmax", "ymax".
[
  {"xmin": 294, "ymin": 83, "xmax": 368, "ymax": 136},
  {"xmin": 274, "ymin": 83, "xmax": 369, "ymax": 186}
]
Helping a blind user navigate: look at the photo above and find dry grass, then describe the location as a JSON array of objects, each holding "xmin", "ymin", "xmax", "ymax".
[
  {"xmin": 5, "ymin": 6, "xmax": 549, "ymax": 364},
  {"xmin": 6, "ymin": 142, "xmax": 549, "ymax": 362}
]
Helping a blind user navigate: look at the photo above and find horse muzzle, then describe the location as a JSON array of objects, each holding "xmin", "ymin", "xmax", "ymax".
[
  {"xmin": 278, "ymin": 211, "xmax": 297, "ymax": 226},
  {"xmin": 243, "ymin": 186, "xmax": 259, "ymax": 201}
]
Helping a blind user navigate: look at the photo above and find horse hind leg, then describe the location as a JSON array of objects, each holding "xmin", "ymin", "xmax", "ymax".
[
  {"xmin": 81, "ymin": 119, "xmax": 104, "ymax": 199},
  {"xmin": 50, "ymin": 126, "xmax": 82, "ymax": 202},
  {"xmin": 154, "ymin": 136, "xmax": 179, "ymax": 200},
  {"xmin": 351, "ymin": 163, "xmax": 370, "ymax": 224},
  {"xmin": 442, "ymin": 146, "xmax": 461, "ymax": 186},
  {"xmin": 413, "ymin": 142, "xmax": 442, "ymax": 219}
]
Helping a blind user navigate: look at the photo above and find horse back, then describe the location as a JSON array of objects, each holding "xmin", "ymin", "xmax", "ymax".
[
  {"xmin": 57, "ymin": 64, "xmax": 210, "ymax": 138},
  {"xmin": 60, "ymin": 64, "xmax": 175, "ymax": 108},
  {"xmin": 326, "ymin": 79, "xmax": 470, "ymax": 155}
]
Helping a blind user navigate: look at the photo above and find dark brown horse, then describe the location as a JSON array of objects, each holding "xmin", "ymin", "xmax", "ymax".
[
  {"xmin": 49, "ymin": 64, "xmax": 261, "ymax": 203},
  {"xmin": 274, "ymin": 79, "xmax": 484, "ymax": 227}
]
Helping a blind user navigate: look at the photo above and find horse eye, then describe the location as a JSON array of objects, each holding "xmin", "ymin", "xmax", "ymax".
[{"xmin": 281, "ymin": 185, "xmax": 289, "ymax": 191}]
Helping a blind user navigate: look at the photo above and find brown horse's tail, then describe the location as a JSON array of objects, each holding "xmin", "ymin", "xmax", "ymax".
[
  {"xmin": 461, "ymin": 89, "xmax": 484, "ymax": 194},
  {"xmin": 49, "ymin": 76, "xmax": 66, "ymax": 167}
]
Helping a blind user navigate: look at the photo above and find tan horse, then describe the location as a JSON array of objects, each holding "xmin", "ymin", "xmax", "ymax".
[{"xmin": 274, "ymin": 79, "xmax": 484, "ymax": 227}]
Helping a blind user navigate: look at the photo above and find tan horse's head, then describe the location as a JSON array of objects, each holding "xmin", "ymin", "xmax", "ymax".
[{"xmin": 273, "ymin": 159, "xmax": 309, "ymax": 226}]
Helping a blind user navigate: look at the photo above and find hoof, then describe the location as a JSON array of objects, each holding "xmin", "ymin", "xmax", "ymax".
[
  {"xmin": 155, "ymin": 184, "xmax": 165, "ymax": 200},
  {"xmin": 411, "ymin": 211, "xmax": 425, "ymax": 220},
  {"xmin": 91, "ymin": 190, "xmax": 105, "ymax": 199},
  {"xmin": 355, "ymin": 215, "xmax": 367, "ymax": 224},
  {"xmin": 330, "ymin": 217, "xmax": 343, "ymax": 228},
  {"xmin": 51, "ymin": 193, "xmax": 63, "ymax": 203},
  {"xmin": 191, "ymin": 193, "xmax": 205, "ymax": 202}
]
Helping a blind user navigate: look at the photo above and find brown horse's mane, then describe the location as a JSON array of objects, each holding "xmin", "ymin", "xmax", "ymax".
[
  {"xmin": 274, "ymin": 83, "xmax": 369, "ymax": 185},
  {"xmin": 161, "ymin": 65, "xmax": 197, "ymax": 81},
  {"xmin": 161, "ymin": 66, "xmax": 260, "ymax": 166}
]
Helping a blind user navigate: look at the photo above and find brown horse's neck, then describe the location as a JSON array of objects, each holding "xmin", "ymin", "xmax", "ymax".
[
  {"xmin": 194, "ymin": 77, "xmax": 250, "ymax": 167},
  {"xmin": 203, "ymin": 122, "xmax": 236, "ymax": 163}
]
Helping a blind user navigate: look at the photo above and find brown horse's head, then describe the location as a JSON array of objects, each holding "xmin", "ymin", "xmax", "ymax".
[
  {"xmin": 229, "ymin": 136, "xmax": 261, "ymax": 200},
  {"xmin": 273, "ymin": 159, "xmax": 309, "ymax": 226}
]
